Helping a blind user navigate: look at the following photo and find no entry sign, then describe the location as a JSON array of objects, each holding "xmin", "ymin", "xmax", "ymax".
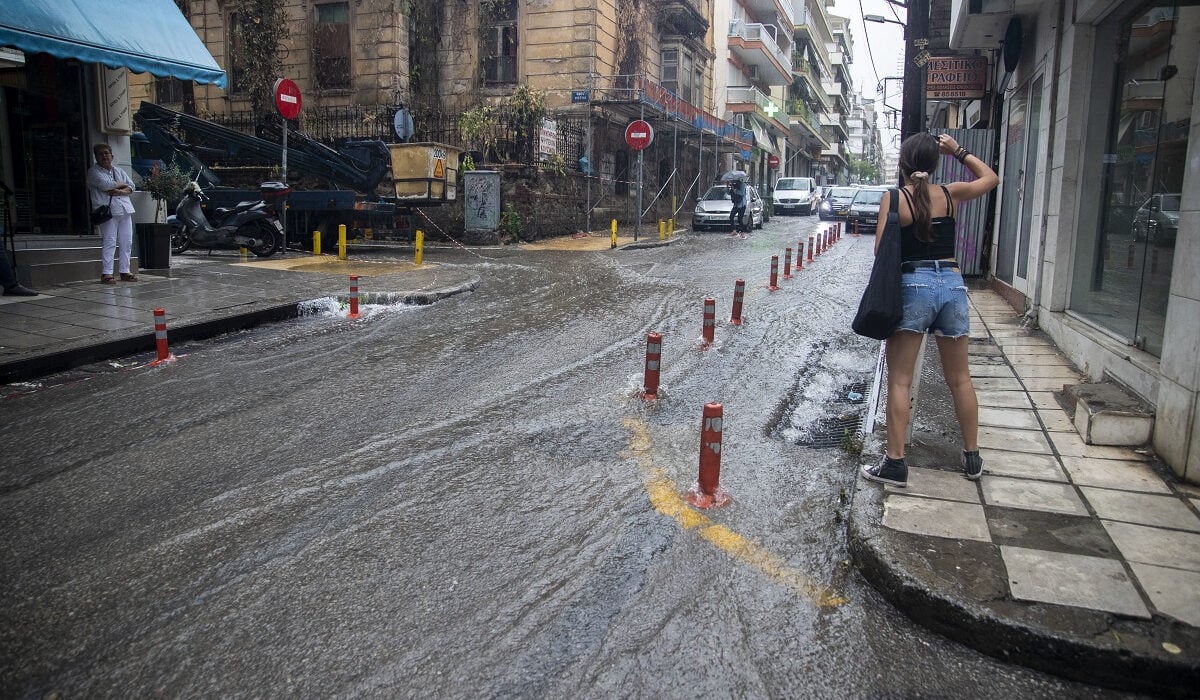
[
  {"xmin": 768, "ymin": 154, "xmax": 780, "ymax": 169},
  {"xmin": 625, "ymin": 119, "xmax": 654, "ymax": 150},
  {"xmin": 273, "ymin": 78, "xmax": 302, "ymax": 120}
]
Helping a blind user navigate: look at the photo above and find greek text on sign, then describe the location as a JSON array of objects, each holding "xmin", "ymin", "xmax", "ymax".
[{"xmin": 926, "ymin": 56, "xmax": 988, "ymax": 99}]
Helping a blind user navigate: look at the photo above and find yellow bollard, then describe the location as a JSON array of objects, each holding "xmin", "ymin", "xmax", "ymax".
[
  {"xmin": 338, "ymin": 224, "xmax": 347, "ymax": 260},
  {"xmin": 611, "ymin": 219, "xmax": 618, "ymax": 249},
  {"xmin": 239, "ymin": 246, "xmax": 248, "ymax": 261},
  {"xmin": 669, "ymin": 218, "xmax": 675, "ymax": 238},
  {"xmin": 364, "ymin": 227, "xmax": 374, "ymax": 240},
  {"xmin": 415, "ymin": 229, "xmax": 424, "ymax": 266},
  {"xmin": 658, "ymin": 219, "xmax": 665, "ymax": 241},
  {"xmin": 313, "ymin": 230, "xmax": 321, "ymax": 255}
]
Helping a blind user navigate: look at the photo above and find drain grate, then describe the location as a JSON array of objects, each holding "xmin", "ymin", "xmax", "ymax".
[{"xmin": 797, "ymin": 381, "xmax": 871, "ymax": 449}]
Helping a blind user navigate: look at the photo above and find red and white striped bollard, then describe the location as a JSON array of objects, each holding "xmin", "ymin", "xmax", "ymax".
[
  {"xmin": 730, "ymin": 279, "xmax": 745, "ymax": 325},
  {"xmin": 686, "ymin": 402, "xmax": 731, "ymax": 509},
  {"xmin": 642, "ymin": 332, "xmax": 662, "ymax": 400}
]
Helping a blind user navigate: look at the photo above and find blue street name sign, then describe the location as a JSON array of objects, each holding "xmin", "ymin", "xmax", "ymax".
[{"xmin": 571, "ymin": 90, "xmax": 590, "ymax": 103}]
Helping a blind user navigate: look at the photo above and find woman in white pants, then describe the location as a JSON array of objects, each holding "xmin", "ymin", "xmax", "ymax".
[{"xmin": 86, "ymin": 143, "xmax": 137, "ymax": 284}]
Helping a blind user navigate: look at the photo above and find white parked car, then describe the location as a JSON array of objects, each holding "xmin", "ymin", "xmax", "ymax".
[{"xmin": 772, "ymin": 176, "xmax": 820, "ymax": 215}]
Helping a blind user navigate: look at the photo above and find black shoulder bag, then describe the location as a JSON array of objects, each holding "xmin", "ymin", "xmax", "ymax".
[
  {"xmin": 851, "ymin": 189, "xmax": 903, "ymax": 340},
  {"xmin": 90, "ymin": 195, "xmax": 113, "ymax": 226}
]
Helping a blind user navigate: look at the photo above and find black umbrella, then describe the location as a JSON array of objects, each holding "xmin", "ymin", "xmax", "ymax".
[{"xmin": 719, "ymin": 170, "xmax": 748, "ymax": 182}]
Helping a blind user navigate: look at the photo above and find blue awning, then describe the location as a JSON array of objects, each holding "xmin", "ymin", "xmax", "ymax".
[{"xmin": 0, "ymin": 0, "xmax": 226, "ymax": 89}]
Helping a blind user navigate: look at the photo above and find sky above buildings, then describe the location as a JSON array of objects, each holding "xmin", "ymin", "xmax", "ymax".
[{"xmin": 833, "ymin": 0, "xmax": 906, "ymax": 155}]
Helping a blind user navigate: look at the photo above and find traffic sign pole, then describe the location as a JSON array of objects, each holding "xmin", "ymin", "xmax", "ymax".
[
  {"xmin": 624, "ymin": 116, "xmax": 655, "ymax": 243},
  {"xmin": 273, "ymin": 79, "xmax": 302, "ymax": 254}
]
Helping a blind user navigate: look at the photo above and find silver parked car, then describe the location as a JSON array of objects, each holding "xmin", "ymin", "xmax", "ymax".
[{"xmin": 692, "ymin": 185, "xmax": 765, "ymax": 231}]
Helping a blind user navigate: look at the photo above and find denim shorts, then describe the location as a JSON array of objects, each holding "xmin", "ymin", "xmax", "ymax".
[{"xmin": 897, "ymin": 266, "xmax": 970, "ymax": 337}]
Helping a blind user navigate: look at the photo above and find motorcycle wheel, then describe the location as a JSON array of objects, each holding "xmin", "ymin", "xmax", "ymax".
[
  {"xmin": 170, "ymin": 224, "xmax": 192, "ymax": 254},
  {"xmin": 245, "ymin": 220, "xmax": 280, "ymax": 257}
]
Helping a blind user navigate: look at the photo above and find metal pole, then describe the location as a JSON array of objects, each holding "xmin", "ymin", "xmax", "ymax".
[
  {"xmin": 280, "ymin": 116, "xmax": 288, "ymax": 253},
  {"xmin": 586, "ymin": 73, "xmax": 593, "ymax": 234},
  {"xmin": 635, "ymin": 104, "xmax": 644, "ymax": 242},
  {"xmin": 900, "ymin": 0, "xmax": 930, "ymax": 145},
  {"xmin": 672, "ymin": 118, "xmax": 678, "ymax": 220}
]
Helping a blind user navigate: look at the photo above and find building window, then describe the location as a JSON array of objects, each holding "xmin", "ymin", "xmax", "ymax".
[
  {"xmin": 662, "ymin": 48, "xmax": 702, "ymax": 104},
  {"xmin": 481, "ymin": 0, "xmax": 518, "ymax": 85},
  {"xmin": 313, "ymin": 2, "xmax": 351, "ymax": 90},
  {"xmin": 155, "ymin": 76, "xmax": 193, "ymax": 106}
]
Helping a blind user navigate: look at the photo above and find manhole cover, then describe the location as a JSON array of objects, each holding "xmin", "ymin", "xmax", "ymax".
[{"xmin": 797, "ymin": 380, "xmax": 871, "ymax": 449}]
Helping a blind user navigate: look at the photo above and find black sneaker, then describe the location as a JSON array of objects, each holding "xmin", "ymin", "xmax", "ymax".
[
  {"xmin": 862, "ymin": 456, "xmax": 907, "ymax": 487},
  {"xmin": 962, "ymin": 450, "xmax": 983, "ymax": 481},
  {"xmin": 3, "ymin": 284, "xmax": 37, "ymax": 296}
]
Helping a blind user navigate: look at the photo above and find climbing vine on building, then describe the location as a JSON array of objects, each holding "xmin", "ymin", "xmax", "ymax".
[{"xmin": 228, "ymin": 0, "xmax": 289, "ymax": 120}]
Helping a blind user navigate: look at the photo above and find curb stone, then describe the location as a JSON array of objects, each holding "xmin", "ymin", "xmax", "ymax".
[{"xmin": 847, "ymin": 473, "xmax": 1200, "ymax": 697}]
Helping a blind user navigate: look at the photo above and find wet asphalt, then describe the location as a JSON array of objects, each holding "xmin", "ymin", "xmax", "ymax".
[{"xmin": 0, "ymin": 216, "xmax": 1141, "ymax": 697}]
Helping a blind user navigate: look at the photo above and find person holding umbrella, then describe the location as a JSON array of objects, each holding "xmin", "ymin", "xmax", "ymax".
[{"xmin": 722, "ymin": 170, "xmax": 748, "ymax": 234}]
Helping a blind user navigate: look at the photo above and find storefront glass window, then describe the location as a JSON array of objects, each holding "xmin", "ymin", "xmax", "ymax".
[{"xmin": 1071, "ymin": 3, "xmax": 1197, "ymax": 356}]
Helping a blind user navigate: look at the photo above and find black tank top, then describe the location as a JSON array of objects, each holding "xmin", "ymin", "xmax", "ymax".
[{"xmin": 898, "ymin": 186, "xmax": 957, "ymax": 262}]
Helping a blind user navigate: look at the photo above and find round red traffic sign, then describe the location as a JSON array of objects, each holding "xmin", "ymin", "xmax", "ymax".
[
  {"xmin": 768, "ymin": 154, "xmax": 780, "ymax": 169},
  {"xmin": 274, "ymin": 78, "xmax": 302, "ymax": 120},
  {"xmin": 625, "ymin": 120, "xmax": 654, "ymax": 150}
]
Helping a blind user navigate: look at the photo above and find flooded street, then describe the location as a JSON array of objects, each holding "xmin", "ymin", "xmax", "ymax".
[{"xmin": 0, "ymin": 218, "xmax": 1125, "ymax": 697}]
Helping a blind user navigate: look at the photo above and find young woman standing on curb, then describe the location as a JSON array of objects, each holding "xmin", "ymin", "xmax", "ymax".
[{"xmin": 861, "ymin": 132, "xmax": 999, "ymax": 488}]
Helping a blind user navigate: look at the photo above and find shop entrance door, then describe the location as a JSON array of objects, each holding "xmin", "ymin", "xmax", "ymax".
[{"xmin": 995, "ymin": 75, "xmax": 1044, "ymax": 297}]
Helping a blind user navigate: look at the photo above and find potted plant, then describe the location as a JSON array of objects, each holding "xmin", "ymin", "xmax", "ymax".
[
  {"xmin": 138, "ymin": 163, "xmax": 190, "ymax": 269},
  {"xmin": 143, "ymin": 162, "xmax": 190, "ymax": 222}
]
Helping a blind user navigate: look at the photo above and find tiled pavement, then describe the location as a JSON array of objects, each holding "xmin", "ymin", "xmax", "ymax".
[{"xmin": 849, "ymin": 288, "xmax": 1200, "ymax": 696}]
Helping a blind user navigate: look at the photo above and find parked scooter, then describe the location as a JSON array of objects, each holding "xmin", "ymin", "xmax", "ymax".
[{"xmin": 170, "ymin": 181, "xmax": 289, "ymax": 257}]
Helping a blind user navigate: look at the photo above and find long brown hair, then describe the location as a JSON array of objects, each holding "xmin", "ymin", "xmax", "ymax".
[{"xmin": 898, "ymin": 133, "xmax": 940, "ymax": 242}]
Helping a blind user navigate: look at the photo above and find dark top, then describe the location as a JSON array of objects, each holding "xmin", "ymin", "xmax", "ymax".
[
  {"xmin": 898, "ymin": 186, "xmax": 957, "ymax": 262},
  {"xmin": 729, "ymin": 180, "xmax": 745, "ymax": 204}
]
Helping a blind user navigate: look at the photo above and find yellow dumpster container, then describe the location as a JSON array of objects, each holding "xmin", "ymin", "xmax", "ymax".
[{"xmin": 388, "ymin": 142, "xmax": 461, "ymax": 202}]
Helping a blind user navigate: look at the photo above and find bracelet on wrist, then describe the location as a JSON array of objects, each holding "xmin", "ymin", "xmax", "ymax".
[{"xmin": 954, "ymin": 148, "xmax": 971, "ymax": 163}]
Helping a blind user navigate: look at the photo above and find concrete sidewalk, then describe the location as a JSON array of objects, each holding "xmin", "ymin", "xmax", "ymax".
[
  {"xmin": 849, "ymin": 288, "xmax": 1200, "ymax": 697},
  {"xmin": 0, "ymin": 250, "xmax": 479, "ymax": 384}
]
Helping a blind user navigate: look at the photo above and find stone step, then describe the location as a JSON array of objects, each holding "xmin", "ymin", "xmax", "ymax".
[
  {"xmin": 1064, "ymin": 383, "xmax": 1155, "ymax": 447},
  {"xmin": 18, "ymin": 255, "xmax": 140, "ymax": 287}
]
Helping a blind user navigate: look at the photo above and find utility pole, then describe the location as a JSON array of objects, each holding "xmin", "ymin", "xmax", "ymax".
[{"xmin": 900, "ymin": 0, "xmax": 930, "ymax": 143}]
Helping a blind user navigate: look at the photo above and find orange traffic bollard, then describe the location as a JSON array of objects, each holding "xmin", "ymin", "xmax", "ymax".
[
  {"xmin": 687, "ymin": 402, "xmax": 731, "ymax": 509},
  {"xmin": 642, "ymin": 332, "xmax": 662, "ymax": 400},
  {"xmin": 783, "ymin": 247, "xmax": 793, "ymax": 280},
  {"xmin": 769, "ymin": 255, "xmax": 780, "ymax": 291},
  {"xmin": 348, "ymin": 275, "xmax": 361, "ymax": 319},
  {"xmin": 150, "ymin": 307, "xmax": 175, "ymax": 366},
  {"xmin": 730, "ymin": 279, "xmax": 745, "ymax": 325},
  {"xmin": 701, "ymin": 297, "xmax": 715, "ymax": 347}
]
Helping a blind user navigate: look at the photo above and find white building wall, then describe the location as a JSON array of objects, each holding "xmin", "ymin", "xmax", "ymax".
[{"xmin": 1020, "ymin": 1, "xmax": 1200, "ymax": 482}]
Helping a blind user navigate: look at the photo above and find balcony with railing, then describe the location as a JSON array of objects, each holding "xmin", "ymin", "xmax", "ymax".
[
  {"xmin": 791, "ymin": 56, "xmax": 830, "ymax": 111},
  {"xmin": 726, "ymin": 85, "xmax": 790, "ymax": 132},
  {"xmin": 743, "ymin": 0, "xmax": 795, "ymax": 29},
  {"xmin": 658, "ymin": 0, "xmax": 710, "ymax": 39},
  {"xmin": 728, "ymin": 20, "xmax": 791, "ymax": 85},
  {"xmin": 787, "ymin": 99, "xmax": 830, "ymax": 148},
  {"xmin": 794, "ymin": 3, "xmax": 833, "ymax": 45}
]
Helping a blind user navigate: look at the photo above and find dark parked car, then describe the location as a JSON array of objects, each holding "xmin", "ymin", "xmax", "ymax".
[
  {"xmin": 847, "ymin": 187, "xmax": 890, "ymax": 232},
  {"xmin": 818, "ymin": 186, "xmax": 859, "ymax": 220},
  {"xmin": 1132, "ymin": 193, "xmax": 1180, "ymax": 246}
]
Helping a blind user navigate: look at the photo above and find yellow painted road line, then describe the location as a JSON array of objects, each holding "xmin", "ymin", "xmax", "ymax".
[{"xmin": 623, "ymin": 418, "xmax": 848, "ymax": 607}]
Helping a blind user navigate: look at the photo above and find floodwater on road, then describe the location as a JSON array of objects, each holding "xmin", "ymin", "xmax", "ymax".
[{"xmin": 0, "ymin": 216, "xmax": 1129, "ymax": 697}]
